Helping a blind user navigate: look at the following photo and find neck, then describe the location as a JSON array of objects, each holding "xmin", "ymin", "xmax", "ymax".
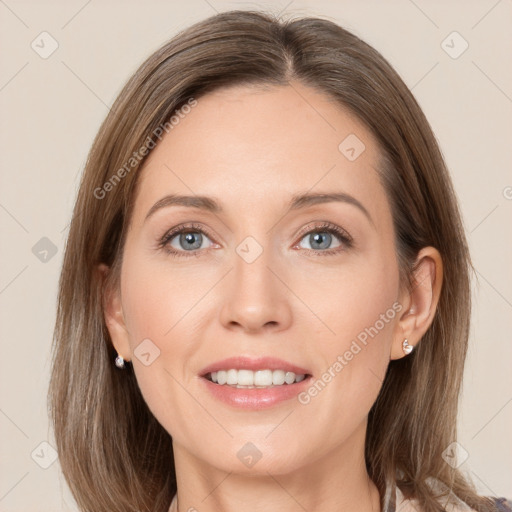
[{"xmin": 170, "ymin": 421, "xmax": 381, "ymax": 512}]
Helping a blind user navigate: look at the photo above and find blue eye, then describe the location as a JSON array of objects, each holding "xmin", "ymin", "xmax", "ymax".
[
  {"xmin": 295, "ymin": 222, "xmax": 353, "ymax": 256},
  {"xmin": 300, "ymin": 231, "xmax": 339, "ymax": 251},
  {"xmin": 158, "ymin": 221, "xmax": 353, "ymax": 258},
  {"xmin": 170, "ymin": 231, "xmax": 208, "ymax": 251},
  {"xmin": 159, "ymin": 223, "xmax": 215, "ymax": 257}
]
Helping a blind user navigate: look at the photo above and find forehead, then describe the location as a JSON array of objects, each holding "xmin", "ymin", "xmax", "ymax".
[{"xmin": 132, "ymin": 81, "xmax": 387, "ymax": 223}]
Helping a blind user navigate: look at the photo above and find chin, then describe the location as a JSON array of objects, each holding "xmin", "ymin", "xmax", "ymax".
[{"xmin": 199, "ymin": 439, "xmax": 308, "ymax": 477}]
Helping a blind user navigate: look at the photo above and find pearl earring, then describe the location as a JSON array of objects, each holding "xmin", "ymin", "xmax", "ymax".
[
  {"xmin": 115, "ymin": 354, "xmax": 126, "ymax": 369},
  {"xmin": 402, "ymin": 338, "xmax": 414, "ymax": 355}
]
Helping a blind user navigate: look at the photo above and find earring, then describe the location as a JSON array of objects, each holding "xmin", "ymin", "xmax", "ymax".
[
  {"xmin": 402, "ymin": 338, "xmax": 414, "ymax": 355},
  {"xmin": 115, "ymin": 354, "xmax": 126, "ymax": 369}
]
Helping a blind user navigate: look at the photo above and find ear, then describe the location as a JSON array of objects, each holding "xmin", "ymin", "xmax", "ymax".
[
  {"xmin": 390, "ymin": 246, "xmax": 443, "ymax": 360},
  {"xmin": 97, "ymin": 263, "xmax": 132, "ymax": 362}
]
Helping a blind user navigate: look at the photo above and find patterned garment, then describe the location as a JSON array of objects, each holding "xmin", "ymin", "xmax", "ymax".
[
  {"xmin": 384, "ymin": 477, "xmax": 512, "ymax": 512},
  {"xmin": 167, "ymin": 479, "xmax": 512, "ymax": 511}
]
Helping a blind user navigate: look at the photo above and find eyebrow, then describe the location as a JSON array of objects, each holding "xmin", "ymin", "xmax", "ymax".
[{"xmin": 144, "ymin": 191, "xmax": 374, "ymax": 226}]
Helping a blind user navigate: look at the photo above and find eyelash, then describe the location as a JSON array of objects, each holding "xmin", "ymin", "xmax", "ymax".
[{"xmin": 157, "ymin": 221, "xmax": 353, "ymax": 259}]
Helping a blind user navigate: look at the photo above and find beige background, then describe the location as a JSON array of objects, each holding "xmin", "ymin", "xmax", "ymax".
[{"xmin": 1, "ymin": 0, "xmax": 511, "ymax": 510}]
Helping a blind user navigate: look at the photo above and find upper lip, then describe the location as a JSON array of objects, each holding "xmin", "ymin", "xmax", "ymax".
[{"xmin": 199, "ymin": 356, "xmax": 311, "ymax": 377}]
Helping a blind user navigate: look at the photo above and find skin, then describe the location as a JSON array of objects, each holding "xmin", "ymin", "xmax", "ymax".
[{"xmin": 101, "ymin": 81, "xmax": 443, "ymax": 512}]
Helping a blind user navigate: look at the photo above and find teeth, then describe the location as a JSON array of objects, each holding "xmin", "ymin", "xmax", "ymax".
[{"xmin": 208, "ymin": 369, "xmax": 307, "ymax": 387}]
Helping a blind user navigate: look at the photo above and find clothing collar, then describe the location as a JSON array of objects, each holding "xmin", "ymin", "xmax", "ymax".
[
  {"xmin": 168, "ymin": 476, "xmax": 473, "ymax": 512},
  {"xmin": 385, "ymin": 476, "xmax": 475, "ymax": 512}
]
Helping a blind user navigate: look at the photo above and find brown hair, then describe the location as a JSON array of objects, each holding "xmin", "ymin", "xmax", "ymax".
[{"xmin": 48, "ymin": 9, "xmax": 495, "ymax": 512}]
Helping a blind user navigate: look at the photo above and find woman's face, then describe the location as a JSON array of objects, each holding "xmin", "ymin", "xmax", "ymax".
[{"xmin": 106, "ymin": 82, "xmax": 407, "ymax": 474}]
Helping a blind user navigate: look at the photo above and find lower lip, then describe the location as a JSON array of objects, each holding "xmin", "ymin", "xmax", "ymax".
[{"xmin": 200, "ymin": 375, "xmax": 313, "ymax": 409}]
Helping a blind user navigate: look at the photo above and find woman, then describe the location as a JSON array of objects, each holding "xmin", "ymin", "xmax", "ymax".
[{"xmin": 47, "ymin": 9, "xmax": 512, "ymax": 512}]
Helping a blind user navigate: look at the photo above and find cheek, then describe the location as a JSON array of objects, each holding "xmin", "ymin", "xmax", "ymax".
[
  {"xmin": 118, "ymin": 244, "xmax": 228, "ymax": 375},
  {"xmin": 293, "ymin": 248, "xmax": 400, "ymax": 415},
  {"xmin": 120, "ymin": 249, "xmax": 215, "ymax": 344},
  {"xmin": 294, "ymin": 251, "xmax": 400, "ymax": 348},
  {"xmin": 118, "ymin": 252, "xmax": 211, "ymax": 440}
]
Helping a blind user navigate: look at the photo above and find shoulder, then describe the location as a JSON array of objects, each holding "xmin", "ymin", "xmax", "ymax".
[
  {"xmin": 491, "ymin": 497, "xmax": 512, "ymax": 512},
  {"xmin": 391, "ymin": 480, "xmax": 512, "ymax": 512}
]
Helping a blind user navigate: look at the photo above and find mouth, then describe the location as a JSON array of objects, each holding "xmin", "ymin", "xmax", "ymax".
[
  {"xmin": 199, "ymin": 356, "xmax": 313, "ymax": 389},
  {"xmin": 198, "ymin": 356, "xmax": 313, "ymax": 409},
  {"xmin": 203, "ymin": 369, "xmax": 312, "ymax": 388}
]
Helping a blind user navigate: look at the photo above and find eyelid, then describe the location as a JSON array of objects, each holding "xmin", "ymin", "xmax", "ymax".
[
  {"xmin": 290, "ymin": 221, "xmax": 354, "ymax": 256},
  {"xmin": 157, "ymin": 222, "xmax": 218, "ymax": 254},
  {"xmin": 161, "ymin": 222, "xmax": 215, "ymax": 240},
  {"xmin": 158, "ymin": 220, "xmax": 353, "ymax": 257},
  {"xmin": 294, "ymin": 221, "xmax": 353, "ymax": 244},
  {"xmin": 165, "ymin": 223, "xmax": 214, "ymax": 238}
]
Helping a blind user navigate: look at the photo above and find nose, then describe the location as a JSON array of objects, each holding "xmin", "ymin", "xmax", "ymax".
[{"xmin": 219, "ymin": 243, "xmax": 292, "ymax": 333}]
